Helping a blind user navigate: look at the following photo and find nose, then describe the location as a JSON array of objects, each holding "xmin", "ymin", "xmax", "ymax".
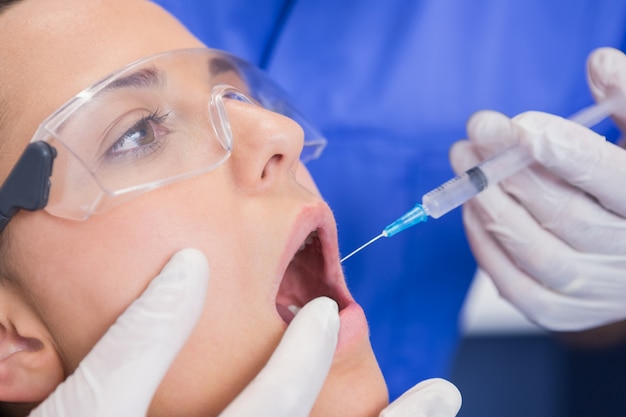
[{"xmin": 225, "ymin": 99, "xmax": 305, "ymax": 190}]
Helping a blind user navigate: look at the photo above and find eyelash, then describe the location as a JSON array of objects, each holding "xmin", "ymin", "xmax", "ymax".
[{"xmin": 105, "ymin": 109, "xmax": 171, "ymax": 161}]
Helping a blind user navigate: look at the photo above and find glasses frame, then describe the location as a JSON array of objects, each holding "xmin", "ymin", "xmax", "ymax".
[{"xmin": 0, "ymin": 48, "xmax": 327, "ymax": 232}]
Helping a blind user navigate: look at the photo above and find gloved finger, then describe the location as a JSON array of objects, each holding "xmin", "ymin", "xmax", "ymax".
[
  {"xmin": 30, "ymin": 248, "xmax": 209, "ymax": 417},
  {"xmin": 219, "ymin": 296, "xmax": 339, "ymax": 417},
  {"xmin": 469, "ymin": 108, "xmax": 626, "ymax": 217},
  {"xmin": 463, "ymin": 172, "xmax": 603, "ymax": 295},
  {"xmin": 449, "ymin": 139, "xmax": 480, "ymax": 174},
  {"xmin": 458, "ymin": 128, "xmax": 626, "ymax": 288},
  {"xmin": 379, "ymin": 378, "xmax": 461, "ymax": 417},
  {"xmin": 511, "ymin": 111, "xmax": 626, "ymax": 217},
  {"xmin": 464, "ymin": 204, "xmax": 626, "ymax": 331},
  {"xmin": 498, "ymin": 160, "xmax": 626, "ymax": 254},
  {"xmin": 465, "ymin": 110, "xmax": 517, "ymax": 159},
  {"xmin": 587, "ymin": 47, "xmax": 626, "ymax": 133},
  {"xmin": 465, "ymin": 109, "xmax": 626, "ymax": 252}
]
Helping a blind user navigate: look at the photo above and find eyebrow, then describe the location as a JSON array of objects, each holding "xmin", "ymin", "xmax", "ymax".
[
  {"xmin": 100, "ymin": 55, "xmax": 239, "ymax": 95},
  {"xmin": 105, "ymin": 66, "xmax": 166, "ymax": 91},
  {"xmin": 208, "ymin": 56, "xmax": 239, "ymax": 77}
]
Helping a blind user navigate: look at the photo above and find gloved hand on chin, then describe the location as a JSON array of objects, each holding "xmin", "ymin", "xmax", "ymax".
[
  {"xmin": 30, "ymin": 248, "xmax": 461, "ymax": 417},
  {"xmin": 450, "ymin": 47, "xmax": 626, "ymax": 332}
]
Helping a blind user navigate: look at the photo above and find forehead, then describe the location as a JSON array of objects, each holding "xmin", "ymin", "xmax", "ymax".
[{"xmin": 0, "ymin": 0, "xmax": 204, "ymax": 179}]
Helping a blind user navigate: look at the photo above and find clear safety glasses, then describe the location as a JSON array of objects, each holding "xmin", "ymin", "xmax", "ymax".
[{"xmin": 0, "ymin": 48, "xmax": 326, "ymax": 231}]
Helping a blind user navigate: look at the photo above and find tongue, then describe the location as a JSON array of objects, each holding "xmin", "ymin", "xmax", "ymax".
[{"xmin": 276, "ymin": 303, "xmax": 296, "ymax": 324}]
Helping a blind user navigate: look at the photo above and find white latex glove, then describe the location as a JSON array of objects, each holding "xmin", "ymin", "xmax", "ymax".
[
  {"xmin": 218, "ymin": 296, "xmax": 339, "ymax": 417},
  {"xmin": 29, "ymin": 249, "xmax": 341, "ymax": 417},
  {"xmin": 450, "ymin": 47, "xmax": 626, "ymax": 331},
  {"xmin": 379, "ymin": 378, "xmax": 462, "ymax": 417}
]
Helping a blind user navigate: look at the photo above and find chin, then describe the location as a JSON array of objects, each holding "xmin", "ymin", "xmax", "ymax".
[{"xmin": 310, "ymin": 341, "xmax": 389, "ymax": 417}]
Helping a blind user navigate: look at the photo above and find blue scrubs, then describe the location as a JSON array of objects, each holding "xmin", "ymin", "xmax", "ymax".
[{"xmin": 154, "ymin": 0, "xmax": 626, "ymax": 399}]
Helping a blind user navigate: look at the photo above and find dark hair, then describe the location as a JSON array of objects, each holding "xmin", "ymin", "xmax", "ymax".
[
  {"xmin": 0, "ymin": 401, "xmax": 35, "ymax": 417},
  {"xmin": 0, "ymin": 0, "xmax": 21, "ymax": 13}
]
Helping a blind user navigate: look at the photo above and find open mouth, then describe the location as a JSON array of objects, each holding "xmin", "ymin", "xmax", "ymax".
[{"xmin": 275, "ymin": 229, "xmax": 346, "ymax": 324}]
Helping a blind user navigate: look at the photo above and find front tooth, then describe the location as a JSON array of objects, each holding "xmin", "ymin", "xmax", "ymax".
[
  {"xmin": 298, "ymin": 231, "xmax": 318, "ymax": 252},
  {"xmin": 288, "ymin": 305, "xmax": 302, "ymax": 315},
  {"xmin": 304, "ymin": 230, "xmax": 317, "ymax": 245}
]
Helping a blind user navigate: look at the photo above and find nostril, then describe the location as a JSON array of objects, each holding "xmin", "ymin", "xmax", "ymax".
[{"xmin": 261, "ymin": 154, "xmax": 284, "ymax": 179}]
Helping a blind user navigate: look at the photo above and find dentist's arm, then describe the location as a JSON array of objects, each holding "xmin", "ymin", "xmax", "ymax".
[{"xmin": 450, "ymin": 47, "xmax": 626, "ymax": 332}]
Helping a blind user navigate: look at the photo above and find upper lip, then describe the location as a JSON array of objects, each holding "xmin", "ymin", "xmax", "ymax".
[{"xmin": 274, "ymin": 202, "xmax": 352, "ymax": 320}]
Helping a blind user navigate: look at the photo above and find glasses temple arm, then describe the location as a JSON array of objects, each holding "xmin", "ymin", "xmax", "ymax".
[{"xmin": 0, "ymin": 142, "xmax": 56, "ymax": 233}]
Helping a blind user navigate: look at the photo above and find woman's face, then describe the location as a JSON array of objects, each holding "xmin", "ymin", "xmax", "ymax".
[{"xmin": 0, "ymin": 1, "xmax": 387, "ymax": 416}]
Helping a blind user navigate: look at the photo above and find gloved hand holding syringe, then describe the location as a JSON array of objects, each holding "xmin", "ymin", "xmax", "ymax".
[{"xmin": 340, "ymin": 93, "xmax": 626, "ymax": 263}]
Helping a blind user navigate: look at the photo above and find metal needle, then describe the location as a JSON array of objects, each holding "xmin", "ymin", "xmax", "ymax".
[{"xmin": 340, "ymin": 233, "xmax": 384, "ymax": 263}]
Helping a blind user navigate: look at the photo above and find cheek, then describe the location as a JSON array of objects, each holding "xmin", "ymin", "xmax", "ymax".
[
  {"xmin": 150, "ymin": 278, "xmax": 286, "ymax": 415},
  {"xmin": 12, "ymin": 222, "xmax": 173, "ymax": 369},
  {"xmin": 10, "ymin": 177, "xmax": 282, "ymax": 377},
  {"xmin": 10, "ymin": 192, "xmax": 239, "ymax": 370},
  {"xmin": 295, "ymin": 162, "xmax": 320, "ymax": 195},
  {"xmin": 8, "ymin": 171, "xmax": 293, "ymax": 414}
]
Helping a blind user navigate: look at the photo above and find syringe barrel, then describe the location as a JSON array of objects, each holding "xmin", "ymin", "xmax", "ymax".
[
  {"xmin": 422, "ymin": 170, "xmax": 484, "ymax": 218},
  {"xmin": 422, "ymin": 145, "xmax": 532, "ymax": 218}
]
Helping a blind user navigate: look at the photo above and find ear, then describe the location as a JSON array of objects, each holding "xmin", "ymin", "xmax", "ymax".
[{"xmin": 0, "ymin": 281, "xmax": 64, "ymax": 403}]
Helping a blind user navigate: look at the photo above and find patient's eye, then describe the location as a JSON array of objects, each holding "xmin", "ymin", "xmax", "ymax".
[{"xmin": 106, "ymin": 110, "xmax": 171, "ymax": 160}]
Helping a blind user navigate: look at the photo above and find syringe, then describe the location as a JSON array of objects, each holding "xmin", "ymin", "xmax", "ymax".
[{"xmin": 340, "ymin": 94, "xmax": 624, "ymax": 263}]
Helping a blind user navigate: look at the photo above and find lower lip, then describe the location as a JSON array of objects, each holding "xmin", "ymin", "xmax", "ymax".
[{"xmin": 336, "ymin": 301, "xmax": 369, "ymax": 352}]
